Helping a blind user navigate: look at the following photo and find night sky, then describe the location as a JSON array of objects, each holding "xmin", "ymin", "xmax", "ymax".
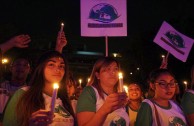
[{"xmin": 0, "ymin": 0, "xmax": 194, "ymax": 87}]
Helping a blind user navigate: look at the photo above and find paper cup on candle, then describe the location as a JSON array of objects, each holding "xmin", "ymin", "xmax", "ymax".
[
  {"xmin": 118, "ymin": 72, "xmax": 123, "ymax": 92},
  {"xmin": 50, "ymin": 83, "xmax": 59, "ymax": 114}
]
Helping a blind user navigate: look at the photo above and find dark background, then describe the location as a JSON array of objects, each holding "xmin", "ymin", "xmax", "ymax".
[{"xmin": 0, "ymin": 0, "xmax": 194, "ymax": 90}]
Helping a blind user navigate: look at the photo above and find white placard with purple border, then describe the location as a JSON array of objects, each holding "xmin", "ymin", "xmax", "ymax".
[
  {"xmin": 154, "ymin": 21, "xmax": 194, "ymax": 62},
  {"xmin": 81, "ymin": 0, "xmax": 127, "ymax": 37}
]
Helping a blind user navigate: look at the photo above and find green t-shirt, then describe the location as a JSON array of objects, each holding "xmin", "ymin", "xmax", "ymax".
[
  {"xmin": 135, "ymin": 102, "xmax": 153, "ymax": 126},
  {"xmin": 181, "ymin": 90, "xmax": 194, "ymax": 115},
  {"xmin": 3, "ymin": 88, "xmax": 25, "ymax": 126},
  {"xmin": 76, "ymin": 86, "xmax": 96, "ymax": 113}
]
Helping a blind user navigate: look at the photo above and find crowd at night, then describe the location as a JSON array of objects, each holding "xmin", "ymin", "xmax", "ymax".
[{"xmin": 0, "ymin": 0, "xmax": 194, "ymax": 126}]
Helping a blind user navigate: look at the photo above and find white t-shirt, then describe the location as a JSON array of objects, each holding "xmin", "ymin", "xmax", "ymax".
[{"xmin": 77, "ymin": 86, "xmax": 129, "ymax": 126}]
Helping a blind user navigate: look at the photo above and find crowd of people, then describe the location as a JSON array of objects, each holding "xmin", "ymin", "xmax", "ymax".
[{"xmin": 0, "ymin": 29, "xmax": 194, "ymax": 126}]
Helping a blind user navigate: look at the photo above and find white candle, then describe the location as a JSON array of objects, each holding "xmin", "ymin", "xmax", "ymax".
[
  {"xmin": 183, "ymin": 81, "xmax": 188, "ymax": 90},
  {"xmin": 60, "ymin": 23, "xmax": 64, "ymax": 32},
  {"xmin": 123, "ymin": 85, "xmax": 128, "ymax": 96},
  {"xmin": 87, "ymin": 78, "xmax": 90, "ymax": 83},
  {"xmin": 79, "ymin": 79, "xmax": 82, "ymax": 87},
  {"xmin": 118, "ymin": 72, "xmax": 123, "ymax": 92},
  {"xmin": 50, "ymin": 83, "xmax": 59, "ymax": 114},
  {"xmin": 161, "ymin": 55, "xmax": 165, "ymax": 62}
]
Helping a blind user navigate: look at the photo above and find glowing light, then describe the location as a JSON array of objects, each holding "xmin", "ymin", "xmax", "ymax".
[
  {"xmin": 60, "ymin": 22, "xmax": 64, "ymax": 32},
  {"xmin": 2, "ymin": 58, "xmax": 9, "ymax": 64},
  {"xmin": 53, "ymin": 83, "xmax": 59, "ymax": 89},
  {"xmin": 79, "ymin": 79, "xmax": 82, "ymax": 87},
  {"xmin": 113, "ymin": 53, "xmax": 118, "ymax": 57},
  {"xmin": 87, "ymin": 78, "xmax": 90, "ymax": 83},
  {"xmin": 183, "ymin": 81, "xmax": 187, "ymax": 85},
  {"xmin": 118, "ymin": 72, "xmax": 123, "ymax": 92},
  {"xmin": 123, "ymin": 85, "xmax": 128, "ymax": 95},
  {"xmin": 183, "ymin": 81, "xmax": 188, "ymax": 90}
]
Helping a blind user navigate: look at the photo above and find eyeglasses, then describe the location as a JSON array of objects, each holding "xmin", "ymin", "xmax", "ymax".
[{"xmin": 155, "ymin": 81, "xmax": 178, "ymax": 89}]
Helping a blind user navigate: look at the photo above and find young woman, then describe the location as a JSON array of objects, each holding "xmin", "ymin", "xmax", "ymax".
[
  {"xmin": 76, "ymin": 57, "xmax": 129, "ymax": 126},
  {"xmin": 181, "ymin": 65, "xmax": 194, "ymax": 126},
  {"xmin": 126, "ymin": 83, "xmax": 143, "ymax": 126},
  {"xmin": 135, "ymin": 69, "xmax": 187, "ymax": 126},
  {"xmin": 3, "ymin": 51, "xmax": 76, "ymax": 126}
]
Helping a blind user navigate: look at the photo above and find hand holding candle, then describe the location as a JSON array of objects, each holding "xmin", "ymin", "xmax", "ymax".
[
  {"xmin": 118, "ymin": 72, "xmax": 123, "ymax": 92},
  {"xmin": 160, "ymin": 52, "xmax": 169, "ymax": 69},
  {"xmin": 50, "ymin": 83, "xmax": 59, "ymax": 114}
]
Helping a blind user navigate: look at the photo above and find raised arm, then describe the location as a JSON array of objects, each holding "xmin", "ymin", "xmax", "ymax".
[
  {"xmin": 0, "ymin": 34, "xmax": 31, "ymax": 54},
  {"xmin": 55, "ymin": 31, "xmax": 67, "ymax": 53},
  {"xmin": 160, "ymin": 52, "xmax": 169, "ymax": 69}
]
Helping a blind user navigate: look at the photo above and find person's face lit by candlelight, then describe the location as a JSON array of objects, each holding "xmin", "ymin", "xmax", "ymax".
[
  {"xmin": 128, "ymin": 84, "xmax": 142, "ymax": 101},
  {"xmin": 44, "ymin": 57, "xmax": 65, "ymax": 85},
  {"xmin": 95, "ymin": 62, "xmax": 119, "ymax": 88}
]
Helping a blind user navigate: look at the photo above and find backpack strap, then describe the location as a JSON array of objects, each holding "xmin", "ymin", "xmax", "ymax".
[{"xmin": 150, "ymin": 99, "xmax": 161, "ymax": 126}]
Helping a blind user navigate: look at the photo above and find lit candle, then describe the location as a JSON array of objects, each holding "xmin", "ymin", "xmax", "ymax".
[
  {"xmin": 183, "ymin": 81, "xmax": 188, "ymax": 90},
  {"xmin": 50, "ymin": 83, "xmax": 59, "ymax": 114},
  {"xmin": 2, "ymin": 58, "xmax": 9, "ymax": 64},
  {"xmin": 87, "ymin": 78, "xmax": 90, "ymax": 83},
  {"xmin": 118, "ymin": 72, "xmax": 123, "ymax": 92},
  {"xmin": 60, "ymin": 23, "xmax": 64, "ymax": 32},
  {"xmin": 161, "ymin": 55, "xmax": 165, "ymax": 62},
  {"xmin": 79, "ymin": 79, "xmax": 82, "ymax": 87},
  {"xmin": 123, "ymin": 85, "xmax": 129, "ymax": 96}
]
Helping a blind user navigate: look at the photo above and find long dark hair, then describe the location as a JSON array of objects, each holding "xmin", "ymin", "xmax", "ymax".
[
  {"xmin": 149, "ymin": 68, "xmax": 175, "ymax": 83},
  {"xmin": 87, "ymin": 57, "xmax": 120, "ymax": 99},
  {"xmin": 16, "ymin": 51, "xmax": 76, "ymax": 126}
]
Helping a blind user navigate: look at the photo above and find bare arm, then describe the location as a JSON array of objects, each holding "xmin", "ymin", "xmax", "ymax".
[
  {"xmin": 160, "ymin": 52, "xmax": 169, "ymax": 69},
  {"xmin": 55, "ymin": 31, "xmax": 67, "ymax": 53},
  {"xmin": 0, "ymin": 34, "xmax": 31, "ymax": 54}
]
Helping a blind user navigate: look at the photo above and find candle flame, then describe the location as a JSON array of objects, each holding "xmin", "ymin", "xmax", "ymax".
[
  {"xmin": 161, "ymin": 55, "xmax": 165, "ymax": 58},
  {"xmin": 88, "ymin": 78, "xmax": 90, "ymax": 83},
  {"xmin": 53, "ymin": 83, "xmax": 59, "ymax": 89},
  {"xmin": 123, "ymin": 85, "xmax": 128, "ymax": 94},
  {"xmin": 2, "ymin": 58, "xmax": 9, "ymax": 64},
  {"xmin": 61, "ymin": 23, "xmax": 64, "ymax": 26},
  {"xmin": 79, "ymin": 79, "xmax": 82, "ymax": 84},
  {"xmin": 118, "ymin": 72, "xmax": 123, "ymax": 79}
]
